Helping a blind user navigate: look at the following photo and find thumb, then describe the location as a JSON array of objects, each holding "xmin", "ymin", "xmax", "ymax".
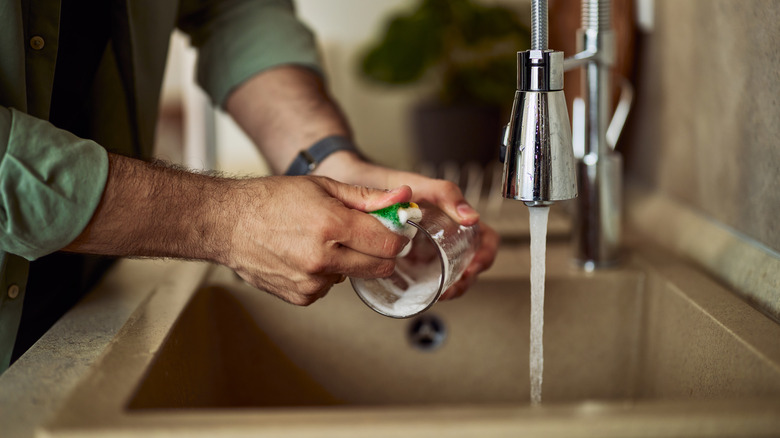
[
  {"xmin": 325, "ymin": 181, "xmax": 413, "ymax": 212},
  {"xmin": 429, "ymin": 182, "xmax": 480, "ymax": 226}
]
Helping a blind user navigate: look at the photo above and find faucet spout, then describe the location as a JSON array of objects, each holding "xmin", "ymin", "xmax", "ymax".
[{"xmin": 501, "ymin": 6, "xmax": 577, "ymax": 207}]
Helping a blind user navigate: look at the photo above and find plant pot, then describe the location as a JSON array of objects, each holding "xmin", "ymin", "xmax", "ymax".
[{"xmin": 410, "ymin": 102, "xmax": 502, "ymax": 169}]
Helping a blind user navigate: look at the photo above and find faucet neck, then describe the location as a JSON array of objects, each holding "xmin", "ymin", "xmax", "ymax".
[
  {"xmin": 571, "ymin": 0, "xmax": 623, "ymax": 268},
  {"xmin": 530, "ymin": 0, "xmax": 549, "ymax": 51}
]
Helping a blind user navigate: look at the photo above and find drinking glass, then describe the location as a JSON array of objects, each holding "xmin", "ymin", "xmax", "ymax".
[{"xmin": 351, "ymin": 202, "xmax": 479, "ymax": 318}]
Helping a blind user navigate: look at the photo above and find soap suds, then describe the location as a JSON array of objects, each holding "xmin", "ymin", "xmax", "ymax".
[
  {"xmin": 353, "ymin": 203, "xmax": 447, "ymax": 317},
  {"xmin": 355, "ymin": 251, "xmax": 446, "ymax": 316}
]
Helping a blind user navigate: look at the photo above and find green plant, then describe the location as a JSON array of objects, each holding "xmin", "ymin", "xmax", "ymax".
[{"xmin": 360, "ymin": 0, "xmax": 530, "ymax": 108}]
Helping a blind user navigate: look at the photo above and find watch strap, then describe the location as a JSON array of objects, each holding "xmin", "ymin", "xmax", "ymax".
[{"xmin": 284, "ymin": 135, "xmax": 360, "ymax": 176}]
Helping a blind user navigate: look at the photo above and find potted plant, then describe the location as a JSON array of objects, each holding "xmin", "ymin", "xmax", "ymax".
[{"xmin": 360, "ymin": 0, "xmax": 530, "ymax": 167}]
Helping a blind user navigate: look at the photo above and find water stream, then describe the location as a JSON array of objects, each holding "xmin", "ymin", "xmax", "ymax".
[{"xmin": 528, "ymin": 206, "xmax": 550, "ymax": 405}]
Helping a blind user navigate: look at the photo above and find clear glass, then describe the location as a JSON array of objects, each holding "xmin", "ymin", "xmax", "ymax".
[{"xmin": 351, "ymin": 202, "xmax": 479, "ymax": 318}]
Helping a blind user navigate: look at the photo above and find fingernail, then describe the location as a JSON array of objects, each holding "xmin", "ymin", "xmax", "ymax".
[{"xmin": 457, "ymin": 202, "xmax": 478, "ymax": 218}]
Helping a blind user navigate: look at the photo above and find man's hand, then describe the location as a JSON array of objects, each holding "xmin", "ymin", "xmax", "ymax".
[
  {"xmin": 64, "ymin": 154, "xmax": 414, "ymax": 306},
  {"xmin": 314, "ymin": 154, "xmax": 501, "ymax": 300},
  {"xmin": 225, "ymin": 176, "xmax": 413, "ymax": 305}
]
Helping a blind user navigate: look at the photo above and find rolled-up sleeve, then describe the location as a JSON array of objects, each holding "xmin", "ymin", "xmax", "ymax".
[
  {"xmin": 178, "ymin": 0, "xmax": 322, "ymax": 107},
  {"xmin": 0, "ymin": 107, "xmax": 109, "ymax": 260}
]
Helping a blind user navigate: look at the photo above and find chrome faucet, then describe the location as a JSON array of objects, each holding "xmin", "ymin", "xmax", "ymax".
[
  {"xmin": 502, "ymin": 0, "xmax": 629, "ymax": 269},
  {"xmin": 501, "ymin": 0, "xmax": 577, "ymax": 208}
]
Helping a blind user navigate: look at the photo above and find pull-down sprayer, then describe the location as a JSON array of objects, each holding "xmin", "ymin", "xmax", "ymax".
[{"xmin": 501, "ymin": 0, "xmax": 577, "ymax": 207}]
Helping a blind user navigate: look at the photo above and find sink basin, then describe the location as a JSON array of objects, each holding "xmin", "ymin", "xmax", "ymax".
[
  {"xmin": 127, "ymin": 246, "xmax": 780, "ymax": 410},
  {"xmin": 14, "ymin": 242, "xmax": 780, "ymax": 437},
  {"xmin": 129, "ymin": 274, "xmax": 645, "ymax": 408}
]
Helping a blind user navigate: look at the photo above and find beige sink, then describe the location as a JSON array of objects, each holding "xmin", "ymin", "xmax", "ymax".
[
  {"xmin": 129, "ymin": 275, "xmax": 647, "ymax": 408},
  {"xmin": 12, "ymin": 239, "xmax": 775, "ymax": 437}
]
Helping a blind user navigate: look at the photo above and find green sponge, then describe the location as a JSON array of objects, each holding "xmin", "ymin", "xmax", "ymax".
[
  {"xmin": 370, "ymin": 202, "xmax": 422, "ymax": 256},
  {"xmin": 370, "ymin": 202, "xmax": 418, "ymax": 228}
]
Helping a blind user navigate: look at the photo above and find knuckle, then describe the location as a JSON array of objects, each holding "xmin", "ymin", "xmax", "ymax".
[
  {"xmin": 316, "ymin": 212, "xmax": 347, "ymax": 242},
  {"xmin": 306, "ymin": 277, "xmax": 330, "ymax": 293},
  {"xmin": 306, "ymin": 174, "xmax": 334, "ymax": 190},
  {"xmin": 439, "ymin": 179, "xmax": 463, "ymax": 197},
  {"xmin": 352, "ymin": 184, "xmax": 374, "ymax": 200},
  {"xmin": 320, "ymin": 224, "xmax": 344, "ymax": 244},
  {"xmin": 288, "ymin": 295, "xmax": 309, "ymax": 306},
  {"xmin": 375, "ymin": 259, "xmax": 396, "ymax": 278},
  {"xmin": 302, "ymin": 253, "xmax": 329, "ymax": 274},
  {"xmin": 381, "ymin": 234, "xmax": 407, "ymax": 257},
  {"xmin": 354, "ymin": 185, "xmax": 382, "ymax": 208},
  {"xmin": 297, "ymin": 296, "xmax": 317, "ymax": 306},
  {"xmin": 293, "ymin": 280, "xmax": 329, "ymax": 306}
]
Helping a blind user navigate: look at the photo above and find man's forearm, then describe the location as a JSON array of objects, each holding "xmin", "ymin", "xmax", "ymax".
[
  {"xmin": 63, "ymin": 153, "xmax": 236, "ymax": 264},
  {"xmin": 59, "ymin": 151, "xmax": 415, "ymax": 305},
  {"xmin": 225, "ymin": 65, "xmax": 356, "ymax": 175}
]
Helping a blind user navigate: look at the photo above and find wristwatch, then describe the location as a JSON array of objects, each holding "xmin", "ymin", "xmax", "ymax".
[{"xmin": 284, "ymin": 135, "xmax": 361, "ymax": 176}]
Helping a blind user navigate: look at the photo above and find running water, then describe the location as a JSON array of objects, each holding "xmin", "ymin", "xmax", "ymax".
[{"xmin": 528, "ymin": 206, "xmax": 550, "ymax": 405}]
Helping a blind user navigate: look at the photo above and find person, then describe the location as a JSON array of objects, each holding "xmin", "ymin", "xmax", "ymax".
[{"xmin": 0, "ymin": 0, "xmax": 499, "ymax": 371}]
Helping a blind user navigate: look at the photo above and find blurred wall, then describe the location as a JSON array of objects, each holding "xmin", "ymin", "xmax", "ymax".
[
  {"xmin": 622, "ymin": 0, "xmax": 780, "ymax": 253},
  {"xmin": 207, "ymin": 0, "xmax": 531, "ymax": 175}
]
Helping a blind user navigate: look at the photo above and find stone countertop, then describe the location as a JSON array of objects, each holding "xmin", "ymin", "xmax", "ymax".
[{"xmin": 0, "ymin": 260, "xmax": 212, "ymax": 438}]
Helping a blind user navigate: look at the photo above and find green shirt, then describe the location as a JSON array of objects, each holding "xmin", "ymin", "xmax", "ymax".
[{"xmin": 0, "ymin": 0, "xmax": 322, "ymax": 371}]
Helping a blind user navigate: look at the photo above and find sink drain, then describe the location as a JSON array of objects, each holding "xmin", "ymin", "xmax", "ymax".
[{"xmin": 407, "ymin": 314, "xmax": 447, "ymax": 351}]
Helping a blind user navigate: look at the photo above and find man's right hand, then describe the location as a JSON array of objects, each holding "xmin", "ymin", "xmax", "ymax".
[
  {"xmin": 224, "ymin": 176, "xmax": 413, "ymax": 305},
  {"xmin": 63, "ymin": 154, "xmax": 413, "ymax": 306}
]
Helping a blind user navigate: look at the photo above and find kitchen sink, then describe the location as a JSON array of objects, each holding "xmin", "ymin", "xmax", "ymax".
[
  {"xmin": 14, "ymin": 241, "xmax": 780, "ymax": 437},
  {"xmin": 127, "ymin": 244, "xmax": 780, "ymax": 410}
]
